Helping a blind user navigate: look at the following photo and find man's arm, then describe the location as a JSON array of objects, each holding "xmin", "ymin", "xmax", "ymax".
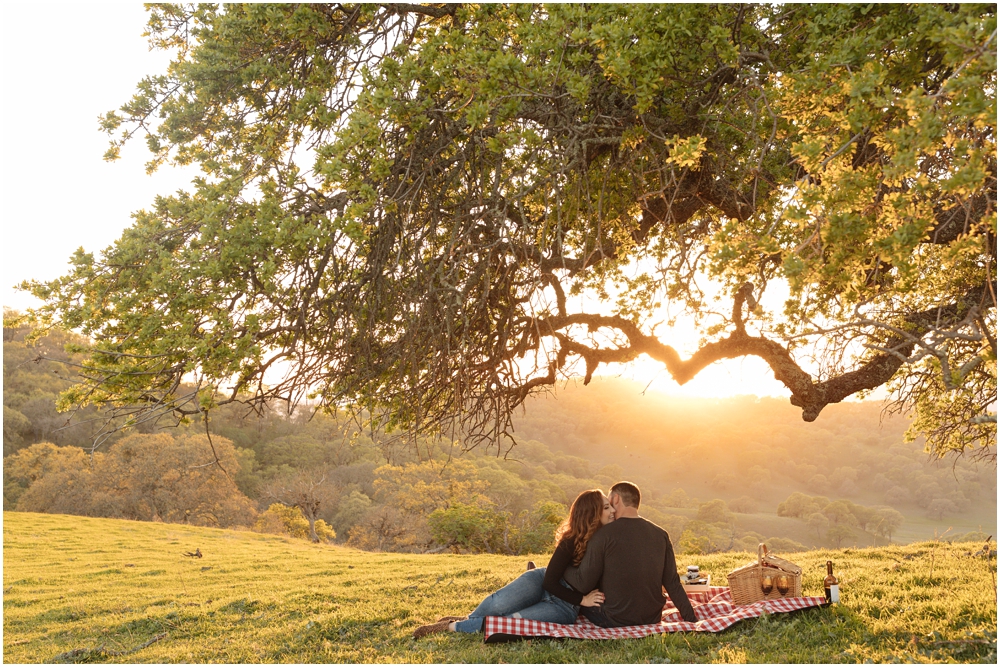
[{"xmin": 662, "ymin": 536, "xmax": 697, "ymax": 623}]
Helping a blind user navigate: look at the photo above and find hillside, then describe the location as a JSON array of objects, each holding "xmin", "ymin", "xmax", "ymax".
[
  {"xmin": 513, "ymin": 377, "xmax": 997, "ymax": 542},
  {"xmin": 3, "ymin": 512, "xmax": 996, "ymax": 663}
]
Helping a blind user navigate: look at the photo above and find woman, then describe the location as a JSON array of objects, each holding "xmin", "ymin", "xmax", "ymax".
[{"xmin": 413, "ymin": 489, "xmax": 614, "ymax": 638}]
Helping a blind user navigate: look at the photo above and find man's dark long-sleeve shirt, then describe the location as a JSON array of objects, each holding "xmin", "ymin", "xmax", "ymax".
[{"xmin": 563, "ymin": 516, "xmax": 696, "ymax": 625}]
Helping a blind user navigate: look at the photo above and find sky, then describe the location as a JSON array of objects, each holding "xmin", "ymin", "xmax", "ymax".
[
  {"xmin": 0, "ymin": 4, "xmax": 803, "ymax": 401},
  {"xmin": 1, "ymin": 3, "xmax": 196, "ymax": 309}
]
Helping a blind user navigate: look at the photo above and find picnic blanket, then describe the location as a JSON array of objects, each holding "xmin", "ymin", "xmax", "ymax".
[{"xmin": 483, "ymin": 586, "xmax": 826, "ymax": 642}]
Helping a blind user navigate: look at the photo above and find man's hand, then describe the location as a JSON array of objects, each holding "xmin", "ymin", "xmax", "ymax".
[{"xmin": 580, "ymin": 589, "xmax": 605, "ymax": 608}]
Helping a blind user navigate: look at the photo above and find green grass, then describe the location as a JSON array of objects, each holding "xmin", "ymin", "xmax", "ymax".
[{"xmin": 3, "ymin": 512, "xmax": 996, "ymax": 663}]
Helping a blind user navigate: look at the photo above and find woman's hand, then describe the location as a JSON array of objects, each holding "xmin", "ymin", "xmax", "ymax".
[{"xmin": 580, "ymin": 589, "xmax": 604, "ymax": 607}]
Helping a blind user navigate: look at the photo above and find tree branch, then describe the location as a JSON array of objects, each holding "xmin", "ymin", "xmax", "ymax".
[{"xmin": 516, "ymin": 283, "xmax": 993, "ymax": 423}]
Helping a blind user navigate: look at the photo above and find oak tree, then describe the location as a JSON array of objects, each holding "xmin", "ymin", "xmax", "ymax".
[
  {"xmin": 262, "ymin": 470, "xmax": 337, "ymax": 542},
  {"xmin": 18, "ymin": 4, "xmax": 996, "ymax": 459}
]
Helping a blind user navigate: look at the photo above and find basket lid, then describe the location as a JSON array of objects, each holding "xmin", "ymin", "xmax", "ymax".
[
  {"xmin": 763, "ymin": 553, "xmax": 802, "ymax": 575},
  {"xmin": 727, "ymin": 543, "xmax": 802, "ymax": 577}
]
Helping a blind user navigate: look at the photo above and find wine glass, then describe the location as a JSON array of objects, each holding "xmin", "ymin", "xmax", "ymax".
[
  {"xmin": 760, "ymin": 575, "xmax": 773, "ymax": 596},
  {"xmin": 776, "ymin": 575, "xmax": 790, "ymax": 596}
]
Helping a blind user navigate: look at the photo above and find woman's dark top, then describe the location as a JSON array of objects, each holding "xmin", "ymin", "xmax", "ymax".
[{"xmin": 542, "ymin": 537, "xmax": 585, "ymax": 606}]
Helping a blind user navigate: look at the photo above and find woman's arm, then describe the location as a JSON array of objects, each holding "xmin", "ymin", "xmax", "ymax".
[{"xmin": 542, "ymin": 539, "xmax": 585, "ymax": 606}]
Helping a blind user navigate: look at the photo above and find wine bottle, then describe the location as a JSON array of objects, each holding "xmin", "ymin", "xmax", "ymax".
[{"xmin": 823, "ymin": 560, "xmax": 839, "ymax": 603}]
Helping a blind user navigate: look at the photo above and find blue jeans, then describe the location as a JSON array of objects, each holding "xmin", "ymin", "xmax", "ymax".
[{"xmin": 453, "ymin": 567, "xmax": 579, "ymax": 633}]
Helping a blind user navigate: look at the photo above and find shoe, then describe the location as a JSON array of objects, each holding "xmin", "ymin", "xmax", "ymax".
[
  {"xmin": 526, "ymin": 561, "xmax": 537, "ymax": 570},
  {"xmin": 436, "ymin": 615, "xmax": 466, "ymax": 623},
  {"xmin": 413, "ymin": 620, "xmax": 451, "ymax": 639}
]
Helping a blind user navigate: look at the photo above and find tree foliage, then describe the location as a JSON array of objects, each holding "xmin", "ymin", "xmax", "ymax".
[
  {"xmin": 254, "ymin": 502, "xmax": 336, "ymax": 542},
  {"xmin": 3, "ymin": 314, "xmax": 105, "ymax": 455},
  {"xmin": 16, "ymin": 3, "xmax": 996, "ymax": 458},
  {"xmin": 6, "ymin": 434, "xmax": 256, "ymax": 527}
]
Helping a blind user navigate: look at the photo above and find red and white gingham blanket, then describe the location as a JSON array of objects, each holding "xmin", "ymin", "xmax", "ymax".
[{"xmin": 482, "ymin": 586, "xmax": 827, "ymax": 642}]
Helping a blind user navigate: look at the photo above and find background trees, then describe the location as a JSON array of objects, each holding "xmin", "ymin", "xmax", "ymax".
[
  {"xmin": 5, "ymin": 307, "xmax": 995, "ymax": 551},
  {"xmin": 3, "ymin": 442, "xmax": 96, "ymax": 510},
  {"xmin": 13, "ymin": 3, "xmax": 994, "ymax": 460},
  {"xmin": 3, "ymin": 316, "xmax": 105, "ymax": 455},
  {"xmin": 5, "ymin": 433, "xmax": 255, "ymax": 526}
]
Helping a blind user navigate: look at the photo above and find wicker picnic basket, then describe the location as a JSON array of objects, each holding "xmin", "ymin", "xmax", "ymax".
[{"xmin": 727, "ymin": 543, "xmax": 802, "ymax": 605}]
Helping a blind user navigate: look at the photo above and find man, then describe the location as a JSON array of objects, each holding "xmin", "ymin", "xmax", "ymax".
[{"xmin": 563, "ymin": 481, "xmax": 697, "ymax": 626}]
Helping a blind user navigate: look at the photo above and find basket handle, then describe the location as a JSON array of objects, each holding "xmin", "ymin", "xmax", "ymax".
[{"xmin": 757, "ymin": 543, "xmax": 769, "ymax": 568}]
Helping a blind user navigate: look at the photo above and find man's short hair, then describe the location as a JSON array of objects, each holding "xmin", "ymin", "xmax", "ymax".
[{"xmin": 610, "ymin": 481, "xmax": 640, "ymax": 509}]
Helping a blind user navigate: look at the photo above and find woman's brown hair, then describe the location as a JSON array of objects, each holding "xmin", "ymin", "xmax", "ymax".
[{"xmin": 553, "ymin": 489, "xmax": 605, "ymax": 566}]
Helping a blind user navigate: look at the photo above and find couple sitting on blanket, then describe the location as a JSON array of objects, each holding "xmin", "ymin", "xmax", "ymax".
[{"xmin": 413, "ymin": 481, "xmax": 697, "ymax": 638}]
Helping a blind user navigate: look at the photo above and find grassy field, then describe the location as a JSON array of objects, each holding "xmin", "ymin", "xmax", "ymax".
[{"xmin": 2, "ymin": 511, "xmax": 996, "ymax": 663}]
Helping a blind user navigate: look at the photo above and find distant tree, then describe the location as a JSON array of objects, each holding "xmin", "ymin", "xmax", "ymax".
[
  {"xmin": 883, "ymin": 485, "xmax": 911, "ymax": 506},
  {"xmin": 373, "ymin": 460, "xmax": 488, "ymax": 514},
  {"xmin": 256, "ymin": 435, "xmax": 330, "ymax": 476},
  {"xmin": 736, "ymin": 532, "xmax": 766, "ymax": 553},
  {"xmin": 827, "ymin": 524, "xmax": 856, "ymax": 548},
  {"xmin": 874, "ymin": 508, "xmax": 905, "ymax": 542},
  {"xmin": 807, "ymin": 512, "xmax": 830, "ymax": 539},
  {"xmin": 327, "ymin": 461, "xmax": 379, "ymax": 498},
  {"xmin": 678, "ymin": 519, "xmax": 736, "ymax": 554},
  {"xmin": 728, "ymin": 496, "xmax": 758, "ymax": 514},
  {"xmin": 823, "ymin": 500, "xmax": 859, "ymax": 526},
  {"xmin": 3, "ymin": 406, "xmax": 31, "ymax": 454},
  {"xmin": 678, "ymin": 529, "xmax": 712, "ymax": 556},
  {"xmin": 792, "ymin": 463, "xmax": 819, "ymax": 484},
  {"xmin": 97, "ymin": 433, "xmax": 256, "ymax": 527},
  {"xmin": 837, "ymin": 478, "xmax": 860, "ymax": 497},
  {"xmin": 595, "ymin": 464, "xmax": 626, "ymax": 485},
  {"xmin": 231, "ymin": 447, "xmax": 263, "ymax": 499},
  {"xmin": 765, "ymin": 537, "xmax": 807, "ymax": 553},
  {"xmin": 347, "ymin": 505, "xmax": 417, "ymax": 552},
  {"xmin": 947, "ymin": 491, "xmax": 971, "ymax": 514},
  {"xmin": 330, "ymin": 490, "xmax": 373, "ymax": 539},
  {"xmin": 712, "ymin": 473, "xmax": 737, "ymax": 491},
  {"xmin": 641, "ymin": 507, "xmax": 689, "ymax": 548},
  {"xmin": 516, "ymin": 500, "xmax": 566, "ymax": 554},
  {"xmin": 697, "ymin": 499, "xmax": 734, "ymax": 525},
  {"xmin": 253, "ymin": 502, "xmax": 336, "ymax": 542},
  {"xmin": 747, "ymin": 465, "xmax": 772, "ymax": 493},
  {"xmin": 872, "ymin": 473, "xmax": 891, "ymax": 491},
  {"xmin": 3, "ymin": 442, "xmax": 92, "ymax": 507},
  {"xmin": 926, "ymin": 498, "xmax": 960, "ymax": 521},
  {"xmin": 777, "ymin": 492, "xmax": 813, "ymax": 518},
  {"xmin": 808, "ymin": 475, "xmax": 831, "ymax": 494},
  {"xmin": 664, "ymin": 488, "xmax": 696, "ymax": 509},
  {"xmin": 475, "ymin": 463, "xmax": 532, "ymax": 512},
  {"xmin": 428, "ymin": 502, "xmax": 511, "ymax": 554},
  {"xmin": 264, "ymin": 471, "xmax": 337, "ymax": 543},
  {"xmin": 850, "ymin": 505, "xmax": 881, "ymax": 533},
  {"xmin": 830, "ymin": 467, "xmax": 858, "ymax": 490},
  {"xmin": 7, "ymin": 444, "xmax": 101, "ymax": 514},
  {"xmin": 914, "ymin": 482, "xmax": 944, "ymax": 509}
]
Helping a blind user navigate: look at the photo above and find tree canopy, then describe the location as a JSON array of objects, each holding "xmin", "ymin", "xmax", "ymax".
[{"xmin": 17, "ymin": 3, "xmax": 996, "ymax": 459}]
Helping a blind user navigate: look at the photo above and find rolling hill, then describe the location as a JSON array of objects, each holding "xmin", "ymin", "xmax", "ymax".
[{"xmin": 3, "ymin": 512, "xmax": 995, "ymax": 663}]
